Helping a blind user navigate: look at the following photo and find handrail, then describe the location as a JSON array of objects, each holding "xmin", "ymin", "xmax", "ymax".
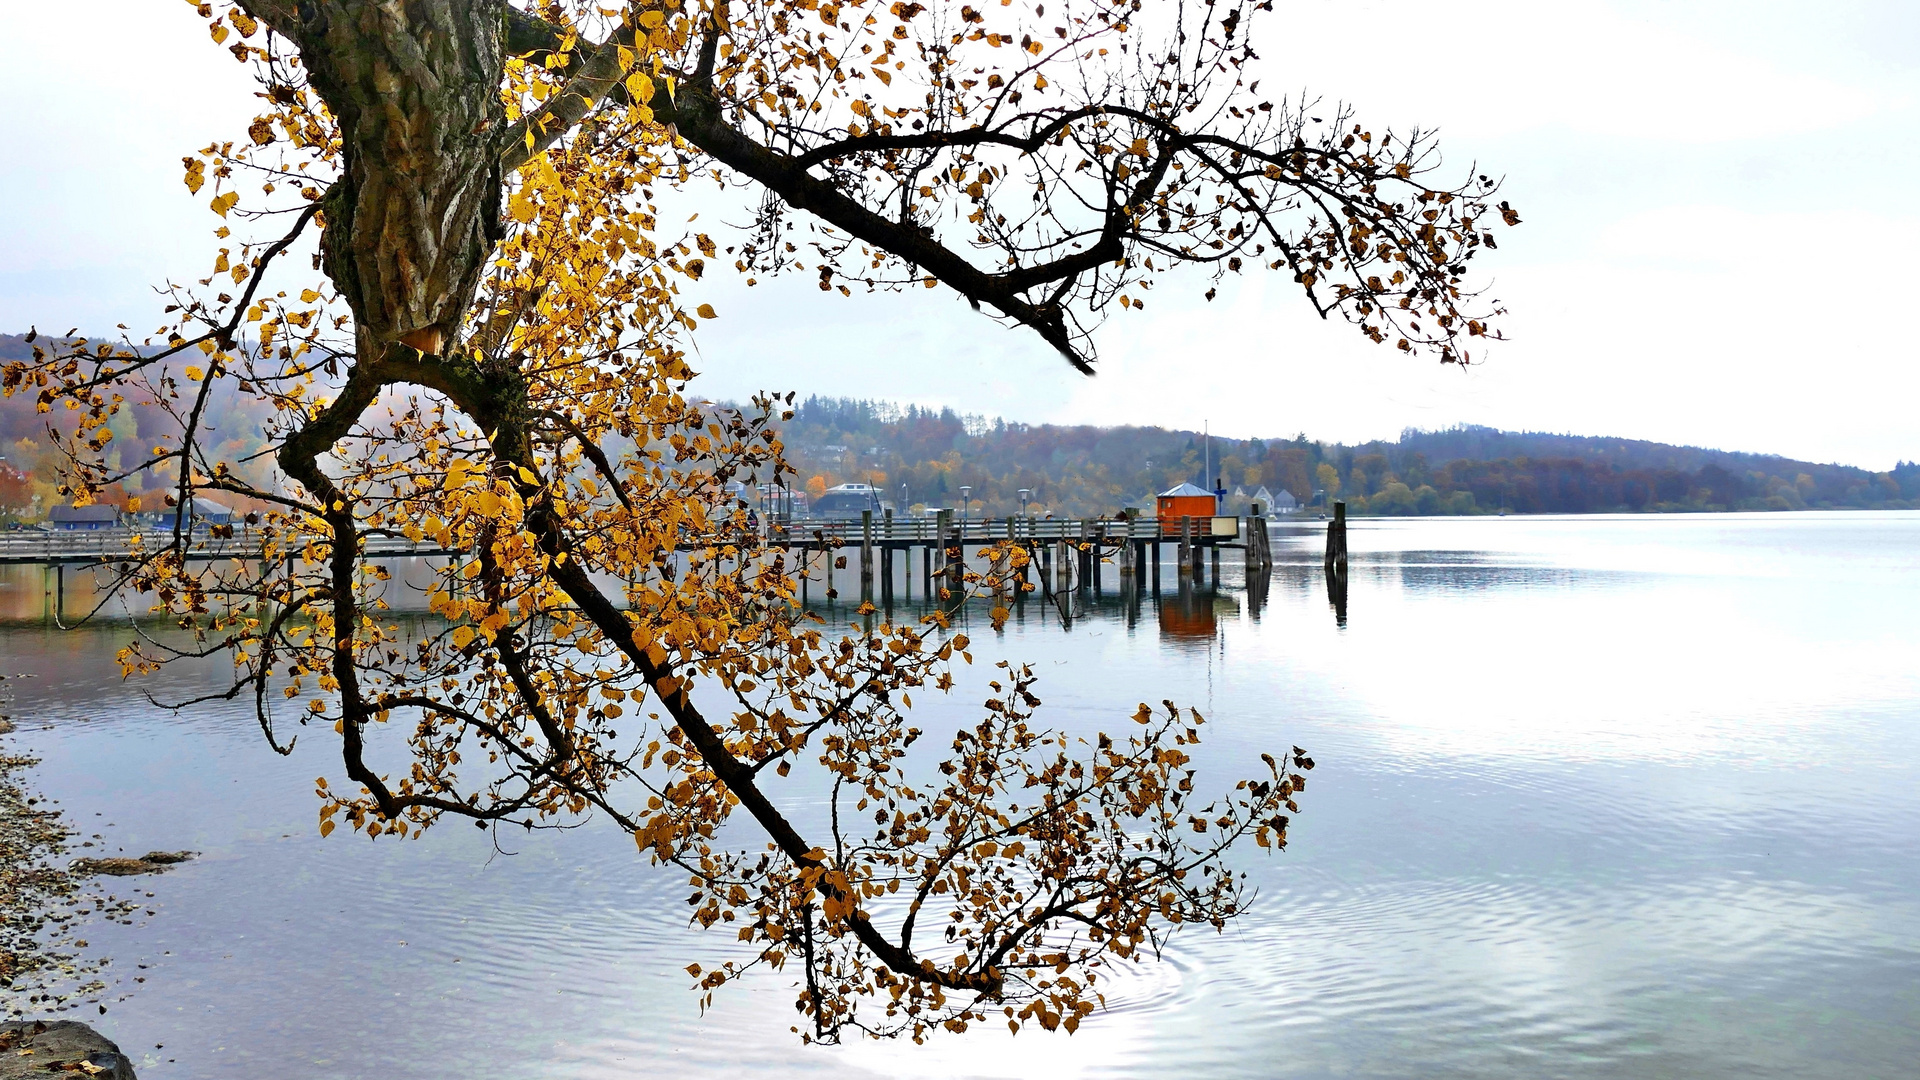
[{"xmin": 1, "ymin": 516, "xmax": 1266, "ymax": 564}]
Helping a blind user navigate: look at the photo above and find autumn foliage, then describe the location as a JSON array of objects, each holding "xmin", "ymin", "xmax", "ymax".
[{"xmin": 0, "ymin": 0, "xmax": 1514, "ymax": 1042}]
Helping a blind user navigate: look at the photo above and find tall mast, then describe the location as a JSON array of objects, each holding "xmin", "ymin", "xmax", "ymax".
[{"xmin": 1204, "ymin": 420, "xmax": 1212, "ymax": 501}]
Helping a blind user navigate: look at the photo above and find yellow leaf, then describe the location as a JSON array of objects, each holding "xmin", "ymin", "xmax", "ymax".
[
  {"xmin": 184, "ymin": 366, "xmax": 205, "ymax": 382},
  {"xmin": 211, "ymin": 191, "xmax": 239, "ymax": 218},
  {"xmin": 696, "ymin": 303, "xmax": 717, "ymax": 319},
  {"xmin": 301, "ymin": 289, "xmax": 321, "ymax": 303}
]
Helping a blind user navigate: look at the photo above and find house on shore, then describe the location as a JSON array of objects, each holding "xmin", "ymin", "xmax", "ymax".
[{"xmin": 47, "ymin": 504, "xmax": 121, "ymax": 531}]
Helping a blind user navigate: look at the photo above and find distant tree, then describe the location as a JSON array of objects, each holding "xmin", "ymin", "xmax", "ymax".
[
  {"xmin": 0, "ymin": 0, "xmax": 1520, "ymax": 1041},
  {"xmin": 1317, "ymin": 462, "xmax": 1342, "ymax": 500}
]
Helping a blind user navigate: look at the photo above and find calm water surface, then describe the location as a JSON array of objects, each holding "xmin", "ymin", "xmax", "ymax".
[{"xmin": 2, "ymin": 512, "xmax": 1916, "ymax": 1079}]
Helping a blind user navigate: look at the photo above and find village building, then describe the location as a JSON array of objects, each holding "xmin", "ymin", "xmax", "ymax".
[
  {"xmin": 47, "ymin": 504, "xmax": 121, "ymax": 531},
  {"xmin": 811, "ymin": 483, "xmax": 889, "ymax": 519}
]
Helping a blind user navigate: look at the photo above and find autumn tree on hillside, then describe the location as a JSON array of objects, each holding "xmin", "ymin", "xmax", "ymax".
[{"xmin": 2, "ymin": 0, "xmax": 1511, "ymax": 1041}]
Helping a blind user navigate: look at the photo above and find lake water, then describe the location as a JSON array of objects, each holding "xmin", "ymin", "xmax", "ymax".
[{"xmin": 2, "ymin": 512, "xmax": 1917, "ymax": 1079}]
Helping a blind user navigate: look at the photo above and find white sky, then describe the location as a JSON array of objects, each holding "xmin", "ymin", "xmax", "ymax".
[{"xmin": 3, "ymin": 1, "xmax": 1916, "ymax": 467}]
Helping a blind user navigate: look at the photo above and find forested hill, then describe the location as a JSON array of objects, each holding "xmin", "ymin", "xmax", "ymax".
[
  {"xmin": 1383, "ymin": 427, "xmax": 1817, "ymax": 477},
  {"xmin": 772, "ymin": 398, "xmax": 1920, "ymax": 517},
  {"xmin": 1, "ymin": 332, "xmax": 283, "ymax": 521},
  {"xmin": 3, "ymin": 333, "xmax": 1915, "ymax": 521}
]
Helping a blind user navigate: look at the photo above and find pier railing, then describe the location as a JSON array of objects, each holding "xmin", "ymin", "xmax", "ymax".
[
  {"xmin": 0, "ymin": 527, "xmax": 450, "ymax": 566},
  {"xmin": 0, "ymin": 514, "xmax": 1275, "ymax": 566}
]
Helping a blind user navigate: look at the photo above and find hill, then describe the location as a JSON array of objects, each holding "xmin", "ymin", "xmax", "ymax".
[
  {"xmin": 5, "ymin": 333, "xmax": 1915, "ymax": 521},
  {"xmin": 773, "ymin": 399, "xmax": 1920, "ymax": 517}
]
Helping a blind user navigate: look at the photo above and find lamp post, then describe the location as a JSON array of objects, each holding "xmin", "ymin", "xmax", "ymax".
[
  {"xmin": 1018, "ymin": 488, "xmax": 1030, "ymax": 517},
  {"xmin": 960, "ymin": 486, "xmax": 971, "ymax": 535}
]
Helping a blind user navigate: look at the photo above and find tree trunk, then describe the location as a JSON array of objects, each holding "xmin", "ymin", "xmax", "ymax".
[{"xmin": 254, "ymin": 0, "xmax": 506, "ymax": 357}]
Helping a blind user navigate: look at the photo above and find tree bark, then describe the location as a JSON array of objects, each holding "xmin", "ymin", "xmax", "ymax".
[{"xmin": 250, "ymin": 0, "xmax": 506, "ymax": 357}]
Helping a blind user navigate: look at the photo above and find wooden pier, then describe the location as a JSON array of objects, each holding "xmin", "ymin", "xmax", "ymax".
[
  {"xmin": 762, "ymin": 509, "xmax": 1277, "ymax": 604},
  {"xmin": 1, "ymin": 508, "xmax": 1322, "ymax": 623},
  {"xmin": 0, "ymin": 512, "xmax": 1275, "ymax": 571}
]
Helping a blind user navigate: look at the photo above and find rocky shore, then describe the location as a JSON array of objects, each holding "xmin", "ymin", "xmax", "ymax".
[
  {"xmin": 2, "ymin": 712, "xmax": 152, "ymax": 1023},
  {"xmin": 3, "ymin": 689, "xmax": 167, "ymax": 1071}
]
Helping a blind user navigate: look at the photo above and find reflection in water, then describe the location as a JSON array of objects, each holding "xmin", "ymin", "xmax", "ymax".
[
  {"xmin": 1157, "ymin": 585, "xmax": 1218, "ymax": 643},
  {"xmin": 1325, "ymin": 564, "xmax": 1348, "ymax": 627},
  {"xmin": 1, "ymin": 513, "xmax": 1917, "ymax": 1080}
]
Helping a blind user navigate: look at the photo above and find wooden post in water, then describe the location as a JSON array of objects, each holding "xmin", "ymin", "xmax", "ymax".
[
  {"xmin": 1250, "ymin": 502, "xmax": 1273, "ymax": 572},
  {"xmin": 1075, "ymin": 521, "xmax": 1091, "ymax": 589},
  {"xmin": 1324, "ymin": 500, "xmax": 1348, "ymax": 576},
  {"xmin": 881, "ymin": 509, "xmax": 894, "ymax": 606},
  {"xmin": 924, "ymin": 512, "xmax": 937, "ymax": 595},
  {"xmin": 931, "ymin": 511, "xmax": 946, "ymax": 595},
  {"xmin": 1102, "ymin": 520, "xmax": 1112, "ymax": 589},
  {"xmin": 1177, "ymin": 515, "xmax": 1192, "ymax": 579},
  {"xmin": 1002, "ymin": 518, "xmax": 1018, "ymax": 600},
  {"xmin": 947, "ymin": 512, "xmax": 966, "ymax": 596},
  {"xmin": 864, "ymin": 510, "xmax": 878, "ymax": 599}
]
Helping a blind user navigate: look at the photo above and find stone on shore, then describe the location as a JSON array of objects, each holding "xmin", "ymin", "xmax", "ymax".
[
  {"xmin": 0, "ymin": 1020, "xmax": 138, "ymax": 1079},
  {"xmin": 68, "ymin": 851, "xmax": 196, "ymax": 877}
]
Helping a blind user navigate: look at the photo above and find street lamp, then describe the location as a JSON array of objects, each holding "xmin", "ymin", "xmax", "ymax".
[
  {"xmin": 1018, "ymin": 488, "xmax": 1030, "ymax": 517},
  {"xmin": 960, "ymin": 486, "xmax": 971, "ymax": 533}
]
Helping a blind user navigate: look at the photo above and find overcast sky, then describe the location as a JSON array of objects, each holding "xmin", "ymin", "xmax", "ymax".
[{"xmin": 3, "ymin": 1, "xmax": 1915, "ymax": 467}]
